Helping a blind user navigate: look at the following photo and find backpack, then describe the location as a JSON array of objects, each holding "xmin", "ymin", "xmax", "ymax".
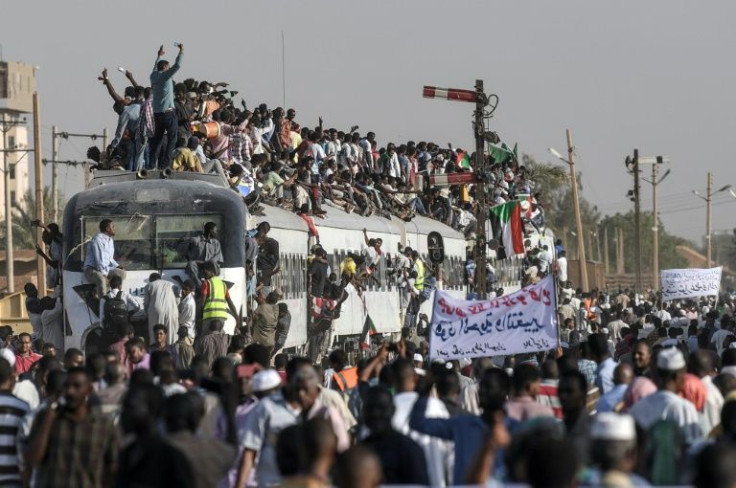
[{"xmin": 103, "ymin": 290, "xmax": 128, "ymax": 327}]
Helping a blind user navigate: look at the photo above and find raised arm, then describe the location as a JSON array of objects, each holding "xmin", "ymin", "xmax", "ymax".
[
  {"xmin": 124, "ymin": 70, "xmax": 141, "ymax": 88},
  {"xmin": 99, "ymin": 69, "xmax": 124, "ymax": 105}
]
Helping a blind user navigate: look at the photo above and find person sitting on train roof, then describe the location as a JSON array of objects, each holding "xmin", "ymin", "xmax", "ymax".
[
  {"xmin": 84, "ymin": 219, "xmax": 127, "ymax": 298},
  {"xmin": 170, "ymin": 136, "xmax": 203, "ymax": 173},
  {"xmin": 180, "ymin": 221, "xmax": 223, "ymax": 289}
]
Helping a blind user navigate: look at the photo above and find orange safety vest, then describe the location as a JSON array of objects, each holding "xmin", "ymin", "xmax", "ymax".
[{"xmin": 332, "ymin": 367, "xmax": 358, "ymax": 392}]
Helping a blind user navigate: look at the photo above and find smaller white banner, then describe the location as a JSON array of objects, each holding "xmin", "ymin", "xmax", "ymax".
[
  {"xmin": 660, "ymin": 267, "xmax": 722, "ymax": 301},
  {"xmin": 429, "ymin": 276, "xmax": 558, "ymax": 361}
]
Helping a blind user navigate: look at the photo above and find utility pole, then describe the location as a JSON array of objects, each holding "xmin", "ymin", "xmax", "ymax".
[
  {"xmin": 625, "ymin": 149, "xmax": 642, "ymax": 292},
  {"xmin": 603, "ymin": 226, "xmax": 609, "ymax": 274},
  {"xmin": 2, "ymin": 114, "xmax": 13, "ymax": 293},
  {"xmin": 706, "ymin": 171, "xmax": 713, "ymax": 268},
  {"xmin": 566, "ymin": 130, "xmax": 589, "ymax": 292},
  {"xmin": 51, "ymin": 125, "xmax": 59, "ymax": 223},
  {"xmin": 53, "ymin": 130, "xmax": 105, "ymax": 190},
  {"xmin": 617, "ymin": 227, "xmax": 625, "ymax": 275},
  {"xmin": 33, "ymin": 93, "xmax": 45, "ymax": 297},
  {"xmin": 0, "ymin": 114, "xmax": 27, "ymax": 293},
  {"xmin": 652, "ymin": 163, "xmax": 659, "ymax": 289}
]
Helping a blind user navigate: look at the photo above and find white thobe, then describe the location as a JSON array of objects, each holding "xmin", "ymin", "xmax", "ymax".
[
  {"xmin": 144, "ymin": 280, "xmax": 179, "ymax": 344},
  {"xmin": 629, "ymin": 390, "xmax": 703, "ymax": 444},
  {"xmin": 393, "ymin": 392, "xmax": 453, "ymax": 487}
]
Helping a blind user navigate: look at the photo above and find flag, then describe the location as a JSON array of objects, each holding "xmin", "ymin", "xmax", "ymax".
[
  {"xmin": 489, "ymin": 200, "xmax": 525, "ymax": 256},
  {"xmin": 360, "ymin": 314, "xmax": 377, "ymax": 349},
  {"xmin": 456, "ymin": 151, "xmax": 472, "ymax": 170},
  {"xmin": 487, "ymin": 142, "xmax": 516, "ymax": 166}
]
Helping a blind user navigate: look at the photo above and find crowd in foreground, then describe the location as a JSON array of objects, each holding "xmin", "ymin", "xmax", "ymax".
[{"xmin": 2, "ymin": 286, "xmax": 736, "ymax": 487}]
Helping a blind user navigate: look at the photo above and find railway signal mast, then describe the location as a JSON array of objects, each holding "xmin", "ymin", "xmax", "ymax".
[{"xmin": 423, "ymin": 80, "xmax": 495, "ymax": 299}]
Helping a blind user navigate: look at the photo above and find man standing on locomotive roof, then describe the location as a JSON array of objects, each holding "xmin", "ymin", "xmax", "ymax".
[{"xmin": 84, "ymin": 219, "xmax": 127, "ymax": 298}]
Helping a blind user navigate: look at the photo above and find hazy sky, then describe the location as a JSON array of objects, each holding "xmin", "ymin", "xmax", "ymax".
[{"xmin": 3, "ymin": 0, "xmax": 736, "ymax": 242}]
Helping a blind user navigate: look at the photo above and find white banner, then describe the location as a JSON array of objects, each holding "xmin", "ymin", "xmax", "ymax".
[
  {"xmin": 661, "ymin": 267, "xmax": 722, "ymax": 301},
  {"xmin": 429, "ymin": 276, "xmax": 558, "ymax": 361}
]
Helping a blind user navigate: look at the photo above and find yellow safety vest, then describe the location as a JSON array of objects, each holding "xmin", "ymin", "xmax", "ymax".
[
  {"xmin": 203, "ymin": 277, "xmax": 229, "ymax": 321},
  {"xmin": 415, "ymin": 258, "xmax": 425, "ymax": 291}
]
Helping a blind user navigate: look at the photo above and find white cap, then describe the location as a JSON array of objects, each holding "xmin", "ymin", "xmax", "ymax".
[
  {"xmin": 0, "ymin": 348, "xmax": 15, "ymax": 368},
  {"xmin": 252, "ymin": 369, "xmax": 282, "ymax": 393},
  {"xmin": 656, "ymin": 347, "xmax": 686, "ymax": 371},
  {"xmin": 722, "ymin": 366, "xmax": 736, "ymax": 378},
  {"xmin": 413, "ymin": 353, "xmax": 423, "ymax": 363},
  {"xmin": 591, "ymin": 413, "xmax": 636, "ymax": 441},
  {"xmin": 459, "ymin": 358, "xmax": 472, "ymax": 369}
]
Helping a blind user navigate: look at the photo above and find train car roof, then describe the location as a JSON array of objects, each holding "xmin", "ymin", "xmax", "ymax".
[
  {"xmin": 404, "ymin": 214, "xmax": 466, "ymax": 239},
  {"xmin": 256, "ymin": 202, "xmax": 464, "ymax": 240},
  {"xmin": 253, "ymin": 203, "xmax": 309, "ymax": 232},
  {"xmin": 67, "ymin": 178, "xmax": 243, "ymax": 208},
  {"xmin": 88, "ymin": 170, "xmax": 226, "ymax": 188},
  {"xmin": 313, "ymin": 205, "xmax": 405, "ymax": 236}
]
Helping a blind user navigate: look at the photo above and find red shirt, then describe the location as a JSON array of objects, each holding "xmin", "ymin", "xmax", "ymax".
[
  {"xmin": 14, "ymin": 352, "xmax": 42, "ymax": 375},
  {"xmin": 201, "ymin": 279, "xmax": 231, "ymax": 299}
]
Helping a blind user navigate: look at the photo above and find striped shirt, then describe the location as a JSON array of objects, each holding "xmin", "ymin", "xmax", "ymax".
[{"xmin": 0, "ymin": 391, "xmax": 30, "ymax": 487}]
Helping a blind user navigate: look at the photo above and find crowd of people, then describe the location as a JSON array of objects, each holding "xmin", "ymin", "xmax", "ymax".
[
  {"xmin": 6, "ymin": 288, "xmax": 736, "ymax": 487},
  {"xmin": 96, "ymin": 44, "xmax": 548, "ymax": 258},
  {"xmin": 11, "ymin": 44, "xmax": 736, "ymax": 488}
]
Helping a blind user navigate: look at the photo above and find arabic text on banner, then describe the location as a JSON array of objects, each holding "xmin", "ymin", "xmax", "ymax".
[
  {"xmin": 660, "ymin": 267, "xmax": 722, "ymax": 301},
  {"xmin": 430, "ymin": 276, "xmax": 559, "ymax": 361}
]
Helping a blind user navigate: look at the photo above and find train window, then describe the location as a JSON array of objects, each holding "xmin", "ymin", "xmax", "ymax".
[
  {"xmin": 298, "ymin": 256, "xmax": 305, "ymax": 295},
  {"xmin": 156, "ymin": 215, "xmax": 223, "ymax": 269},
  {"xmin": 82, "ymin": 215, "xmax": 154, "ymax": 271},
  {"xmin": 287, "ymin": 254, "xmax": 295, "ymax": 299}
]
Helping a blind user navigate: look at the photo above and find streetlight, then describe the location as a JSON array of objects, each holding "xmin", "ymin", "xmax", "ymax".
[
  {"xmin": 549, "ymin": 131, "xmax": 588, "ymax": 292},
  {"xmin": 692, "ymin": 174, "xmax": 733, "ymax": 268},
  {"xmin": 641, "ymin": 158, "xmax": 671, "ymax": 290}
]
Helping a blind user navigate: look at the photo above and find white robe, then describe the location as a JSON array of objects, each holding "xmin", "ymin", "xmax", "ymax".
[
  {"xmin": 144, "ymin": 280, "xmax": 179, "ymax": 344},
  {"xmin": 629, "ymin": 390, "xmax": 703, "ymax": 444},
  {"xmin": 392, "ymin": 392, "xmax": 453, "ymax": 487},
  {"xmin": 701, "ymin": 375, "xmax": 724, "ymax": 436}
]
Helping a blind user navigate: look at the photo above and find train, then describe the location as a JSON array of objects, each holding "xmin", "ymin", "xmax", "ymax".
[{"xmin": 60, "ymin": 171, "xmax": 473, "ymax": 354}]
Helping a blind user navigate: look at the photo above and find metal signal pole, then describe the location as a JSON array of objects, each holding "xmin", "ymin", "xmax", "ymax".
[
  {"xmin": 473, "ymin": 80, "xmax": 488, "ymax": 299},
  {"xmin": 423, "ymin": 80, "xmax": 491, "ymax": 298}
]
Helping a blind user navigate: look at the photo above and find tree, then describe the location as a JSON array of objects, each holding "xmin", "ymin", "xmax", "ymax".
[
  {"xmin": 0, "ymin": 187, "xmax": 64, "ymax": 251},
  {"xmin": 522, "ymin": 154, "xmax": 600, "ymax": 260},
  {"xmin": 599, "ymin": 211, "xmax": 689, "ymax": 273}
]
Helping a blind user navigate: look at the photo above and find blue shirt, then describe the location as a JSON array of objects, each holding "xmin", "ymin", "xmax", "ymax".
[
  {"xmin": 595, "ymin": 383, "xmax": 628, "ymax": 413},
  {"xmin": 595, "ymin": 357, "xmax": 618, "ymax": 395},
  {"xmin": 111, "ymin": 102, "xmax": 141, "ymax": 148},
  {"xmin": 150, "ymin": 53, "xmax": 183, "ymax": 113},
  {"xmin": 409, "ymin": 396, "xmax": 488, "ymax": 484},
  {"xmin": 84, "ymin": 233, "xmax": 118, "ymax": 274}
]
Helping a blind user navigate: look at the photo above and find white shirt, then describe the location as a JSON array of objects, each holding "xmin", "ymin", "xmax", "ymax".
[
  {"xmin": 701, "ymin": 375, "xmax": 724, "ymax": 436},
  {"xmin": 392, "ymin": 392, "xmax": 452, "ymax": 487},
  {"xmin": 387, "ymin": 152, "xmax": 401, "ymax": 178},
  {"xmin": 537, "ymin": 250, "xmax": 553, "ymax": 273},
  {"xmin": 178, "ymin": 293, "xmax": 196, "ymax": 338},
  {"xmin": 629, "ymin": 390, "xmax": 703, "ymax": 444},
  {"xmin": 557, "ymin": 256, "xmax": 568, "ymax": 282},
  {"xmin": 711, "ymin": 328, "xmax": 732, "ymax": 356}
]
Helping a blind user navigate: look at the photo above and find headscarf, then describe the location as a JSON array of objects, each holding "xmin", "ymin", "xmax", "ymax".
[{"xmin": 623, "ymin": 376, "xmax": 657, "ymax": 410}]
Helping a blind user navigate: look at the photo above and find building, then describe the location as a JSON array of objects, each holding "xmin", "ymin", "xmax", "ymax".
[{"xmin": 0, "ymin": 60, "xmax": 36, "ymax": 219}]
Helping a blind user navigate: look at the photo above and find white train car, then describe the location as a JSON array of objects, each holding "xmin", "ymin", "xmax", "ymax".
[{"xmin": 253, "ymin": 203, "xmax": 467, "ymax": 350}]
